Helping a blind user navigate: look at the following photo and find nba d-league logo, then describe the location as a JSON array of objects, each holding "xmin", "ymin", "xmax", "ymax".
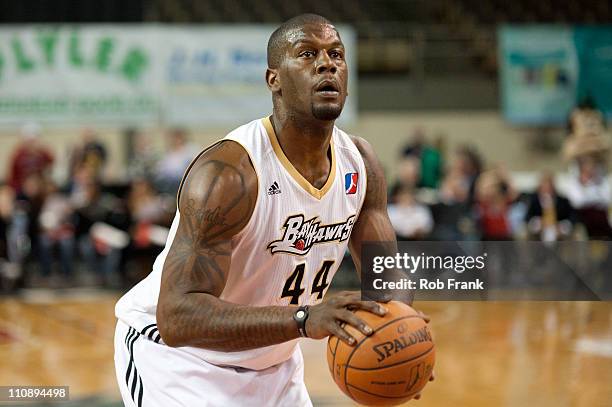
[{"xmin": 345, "ymin": 172, "xmax": 358, "ymax": 194}]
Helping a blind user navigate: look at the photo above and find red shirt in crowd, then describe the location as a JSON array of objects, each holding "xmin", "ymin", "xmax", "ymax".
[
  {"xmin": 8, "ymin": 144, "xmax": 54, "ymax": 192},
  {"xmin": 477, "ymin": 201, "xmax": 511, "ymax": 239}
]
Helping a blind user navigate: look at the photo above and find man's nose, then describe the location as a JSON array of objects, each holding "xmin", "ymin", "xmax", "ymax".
[{"xmin": 316, "ymin": 52, "xmax": 337, "ymax": 74}]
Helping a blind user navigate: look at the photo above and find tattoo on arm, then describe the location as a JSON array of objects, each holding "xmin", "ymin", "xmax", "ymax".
[{"xmin": 157, "ymin": 143, "xmax": 298, "ymax": 351}]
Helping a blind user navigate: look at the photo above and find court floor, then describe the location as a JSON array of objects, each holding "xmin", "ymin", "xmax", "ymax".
[{"xmin": 0, "ymin": 291, "xmax": 610, "ymax": 406}]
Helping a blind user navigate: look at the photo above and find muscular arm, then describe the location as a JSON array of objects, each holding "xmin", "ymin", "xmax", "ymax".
[
  {"xmin": 156, "ymin": 141, "xmax": 298, "ymax": 351},
  {"xmin": 348, "ymin": 136, "xmax": 414, "ymax": 304}
]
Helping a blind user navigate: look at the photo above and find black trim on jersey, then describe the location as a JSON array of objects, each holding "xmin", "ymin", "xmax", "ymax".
[
  {"xmin": 124, "ymin": 327, "xmax": 144, "ymax": 407},
  {"xmin": 140, "ymin": 323, "xmax": 162, "ymax": 344}
]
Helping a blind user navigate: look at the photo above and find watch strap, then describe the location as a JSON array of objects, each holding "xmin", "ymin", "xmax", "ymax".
[{"xmin": 293, "ymin": 305, "xmax": 310, "ymax": 337}]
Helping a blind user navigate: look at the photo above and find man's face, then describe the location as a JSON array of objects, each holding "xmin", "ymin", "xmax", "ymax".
[{"xmin": 278, "ymin": 23, "xmax": 348, "ymax": 121}]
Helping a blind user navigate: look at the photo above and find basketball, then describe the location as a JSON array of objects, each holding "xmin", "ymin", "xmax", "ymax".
[{"xmin": 327, "ymin": 301, "xmax": 435, "ymax": 406}]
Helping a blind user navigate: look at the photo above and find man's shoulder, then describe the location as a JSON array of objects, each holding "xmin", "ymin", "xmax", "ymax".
[
  {"xmin": 342, "ymin": 133, "xmax": 377, "ymax": 168},
  {"xmin": 177, "ymin": 139, "xmax": 258, "ymax": 210},
  {"xmin": 176, "ymin": 134, "xmax": 259, "ymax": 244},
  {"xmin": 346, "ymin": 133, "xmax": 368, "ymax": 151},
  {"xmin": 331, "ymin": 126, "xmax": 368, "ymax": 155},
  {"xmin": 191, "ymin": 117, "xmax": 265, "ymax": 171},
  {"xmin": 188, "ymin": 140, "xmax": 254, "ymax": 180}
]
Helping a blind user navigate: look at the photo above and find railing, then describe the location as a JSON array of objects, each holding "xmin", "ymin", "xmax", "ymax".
[{"xmin": 354, "ymin": 23, "xmax": 497, "ymax": 77}]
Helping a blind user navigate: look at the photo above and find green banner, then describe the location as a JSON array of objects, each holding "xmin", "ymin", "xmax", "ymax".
[
  {"xmin": 574, "ymin": 26, "xmax": 612, "ymax": 119},
  {"xmin": 499, "ymin": 25, "xmax": 578, "ymax": 125},
  {"xmin": 0, "ymin": 25, "xmax": 357, "ymax": 127},
  {"xmin": 499, "ymin": 25, "xmax": 612, "ymax": 125},
  {"xmin": 0, "ymin": 26, "xmax": 161, "ymax": 126}
]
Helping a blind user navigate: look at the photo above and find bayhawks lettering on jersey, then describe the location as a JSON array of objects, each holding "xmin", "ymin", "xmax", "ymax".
[{"xmin": 268, "ymin": 214, "xmax": 356, "ymax": 255}]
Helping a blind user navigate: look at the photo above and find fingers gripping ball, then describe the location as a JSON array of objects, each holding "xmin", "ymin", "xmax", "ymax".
[{"xmin": 326, "ymin": 301, "xmax": 435, "ymax": 406}]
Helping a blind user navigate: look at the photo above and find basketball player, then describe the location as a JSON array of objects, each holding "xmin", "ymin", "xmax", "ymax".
[{"xmin": 114, "ymin": 14, "xmax": 431, "ymax": 406}]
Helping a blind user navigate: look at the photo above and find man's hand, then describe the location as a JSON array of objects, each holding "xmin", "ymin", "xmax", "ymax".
[{"xmin": 305, "ymin": 291, "xmax": 387, "ymax": 345}]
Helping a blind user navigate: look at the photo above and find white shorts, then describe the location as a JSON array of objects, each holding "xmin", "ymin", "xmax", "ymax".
[{"xmin": 114, "ymin": 320, "xmax": 312, "ymax": 407}]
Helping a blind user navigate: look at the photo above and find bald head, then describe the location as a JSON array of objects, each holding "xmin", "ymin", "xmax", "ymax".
[{"xmin": 267, "ymin": 14, "xmax": 336, "ymax": 68}]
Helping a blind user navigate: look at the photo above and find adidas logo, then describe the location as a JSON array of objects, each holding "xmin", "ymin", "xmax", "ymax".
[{"xmin": 267, "ymin": 181, "xmax": 282, "ymax": 195}]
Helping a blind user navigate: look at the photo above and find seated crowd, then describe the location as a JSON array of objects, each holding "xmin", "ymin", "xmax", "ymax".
[
  {"xmin": 388, "ymin": 104, "xmax": 611, "ymax": 243},
  {"xmin": 0, "ymin": 105, "xmax": 610, "ymax": 292},
  {"xmin": 0, "ymin": 126, "xmax": 195, "ymax": 291}
]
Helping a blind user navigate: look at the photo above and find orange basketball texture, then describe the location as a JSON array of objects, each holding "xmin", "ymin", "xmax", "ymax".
[{"xmin": 326, "ymin": 301, "xmax": 435, "ymax": 406}]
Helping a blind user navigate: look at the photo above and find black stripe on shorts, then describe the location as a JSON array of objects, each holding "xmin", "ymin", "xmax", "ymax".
[{"xmin": 140, "ymin": 323, "xmax": 162, "ymax": 344}]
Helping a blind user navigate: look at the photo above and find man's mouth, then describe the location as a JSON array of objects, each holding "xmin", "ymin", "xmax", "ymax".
[{"xmin": 315, "ymin": 80, "xmax": 340, "ymax": 97}]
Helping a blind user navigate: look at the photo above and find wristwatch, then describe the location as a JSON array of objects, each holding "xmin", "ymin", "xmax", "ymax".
[{"xmin": 293, "ymin": 305, "xmax": 309, "ymax": 337}]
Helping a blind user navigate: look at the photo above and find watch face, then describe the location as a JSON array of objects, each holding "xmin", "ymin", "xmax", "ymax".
[{"xmin": 296, "ymin": 310, "xmax": 306, "ymax": 319}]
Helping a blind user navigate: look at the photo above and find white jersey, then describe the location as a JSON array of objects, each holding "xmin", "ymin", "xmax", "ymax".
[{"xmin": 115, "ymin": 117, "xmax": 367, "ymax": 370}]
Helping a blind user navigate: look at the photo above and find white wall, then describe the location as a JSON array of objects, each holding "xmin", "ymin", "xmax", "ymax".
[{"xmin": 348, "ymin": 111, "xmax": 569, "ymax": 176}]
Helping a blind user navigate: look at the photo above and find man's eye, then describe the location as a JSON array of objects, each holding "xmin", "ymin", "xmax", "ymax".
[
  {"xmin": 300, "ymin": 51, "xmax": 315, "ymax": 58},
  {"xmin": 330, "ymin": 51, "xmax": 343, "ymax": 59}
]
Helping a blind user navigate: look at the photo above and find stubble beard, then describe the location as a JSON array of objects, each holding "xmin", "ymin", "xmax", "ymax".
[{"xmin": 311, "ymin": 102, "xmax": 343, "ymax": 121}]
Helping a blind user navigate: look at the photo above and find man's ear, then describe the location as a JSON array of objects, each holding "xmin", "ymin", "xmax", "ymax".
[{"xmin": 266, "ymin": 68, "xmax": 281, "ymax": 93}]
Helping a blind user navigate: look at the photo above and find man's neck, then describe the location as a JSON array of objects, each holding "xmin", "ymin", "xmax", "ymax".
[{"xmin": 270, "ymin": 110, "xmax": 335, "ymax": 187}]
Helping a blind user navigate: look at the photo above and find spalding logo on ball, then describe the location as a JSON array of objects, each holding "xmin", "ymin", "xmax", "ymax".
[{"xmin": 327, "ymin": 301, "xmax": 435, "ymax": 406}]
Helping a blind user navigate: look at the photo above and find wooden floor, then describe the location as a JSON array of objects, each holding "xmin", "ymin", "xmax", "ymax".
[{"xmin": 0, "ymin": 291, "xmax": 611, "ymax": 406}]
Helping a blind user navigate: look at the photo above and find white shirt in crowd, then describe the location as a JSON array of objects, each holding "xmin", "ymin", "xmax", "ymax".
[
  {"xmin": 565, "ymin": 174, "xmax": 611, "ymax": 209},
  {"xmin": 387, "ymin": 202, "xmax": 433, "ymax": 238}
]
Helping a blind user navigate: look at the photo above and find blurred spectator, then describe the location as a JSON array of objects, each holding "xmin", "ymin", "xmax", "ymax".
[
  {"xmin": 449, "ymin": 145, "xmax": 483, "ymax": 204},
  {"xmin": 389, "ymin": 155, "xmax": 421, "ymax": 203},
  {"xmin": 126, "ymin": 129, "xmax": 160, "ymax": 181},
  {"xmin": 38, "ymin": 180, "xmax": 76, "ymax": 280},
  {"xmin": 562, "ymin": 102, "xmax": 611, "ymax": 239},
  {"xmin": 475, "ymin": 167, "xmax": 518, "ymax": 240},
  {"xmin": 387, "ymin": 186, "xmax": 433, "ymax": 240},
  {"xmin": 430, "ymin": 168, "xmax": 474, "ymax": 240},
  {"xmin": 155, "ymin": 128, "xmax": 199, "ymax": 194},
  {"xmin": 401, "ymin": 128, "xmax": 444, "ymax": 188},
  {"xmin": 0, "ymin": 185, "xmax": 22, "ymax": 288},
  {"xmin": 565, "ymin": 156, "xmax": 611, "ymax": 238},
  {"xmin": 402, "ymin": 128, "xmax": 426, "ymax": 157},
  {"xmin": 128, "ymin": 178, "xmax": 172, "ymax": 226},
  {"xmin": 525, "ymin": 173, "xmax": 575, "ymax": 241},
  {"xmin": 419, "ymin": 133, "xmax": 444, "ymax": 189},
  {"xmin": 563, "ymin": 105, "xmax": 609, "ymax": 164},
  {"xmin": 126, "ymin": 178, "xmax": 173, "ymax": 281},
  {"xmin": 71, "ymin": 168, "xmax": 129, "ymax": 285},
  {"xmin": 0, "ymin": 186, "xmax": 13, "ymax": 261},
  {"xmin": 15, "ymin": 173, "xmax": 47, "ymax": 265},
  {"xmin": 440, "ymin": 167, "xmax": 470, "ymax": 205},
  {"xmin": 7, "ymin": 123, "xmax": 54, "ymax": 194},
  {"xmin": 68, "ymin": 128, "xmax": 108, "ymax": 181},
  {"xmin": 566, "ymin": 98, "xmax": 606, "ymax": 137}
]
